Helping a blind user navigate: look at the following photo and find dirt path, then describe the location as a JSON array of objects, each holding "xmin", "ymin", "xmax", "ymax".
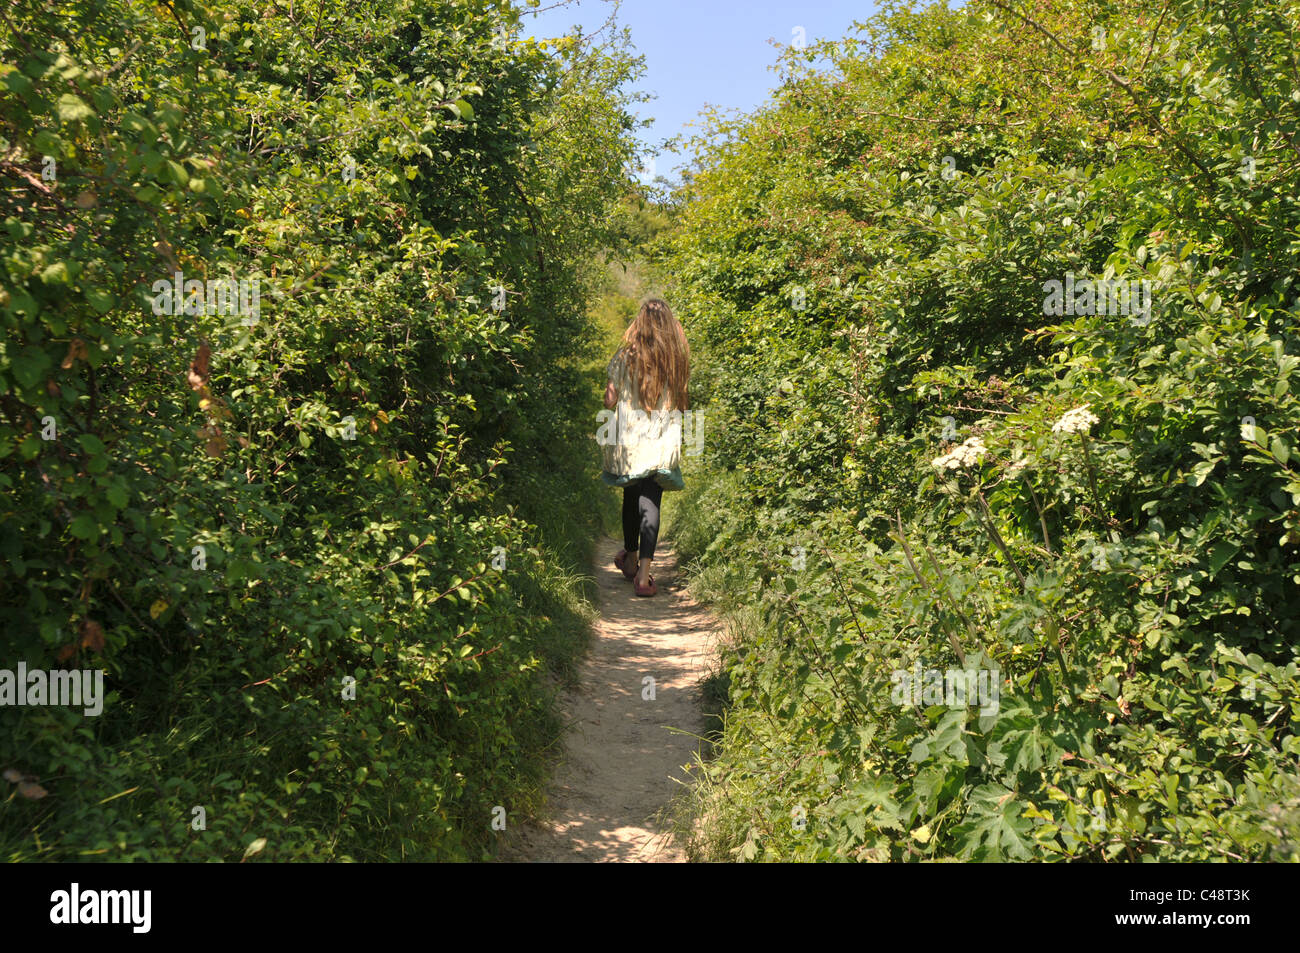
[{"xmin": 501, "ymin": 537, "xmax": 716, "ymax": 862}]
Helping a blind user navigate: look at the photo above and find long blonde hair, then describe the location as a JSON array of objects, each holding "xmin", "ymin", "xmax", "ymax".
[{"xmin": 621, "ymin": 298, "xmax": 690, "ymax": 411}]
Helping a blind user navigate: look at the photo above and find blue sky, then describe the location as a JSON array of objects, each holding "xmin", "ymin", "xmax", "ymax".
[{"xmin": 521, "ymin": 0, "xmax": 880, "ymax": 183}]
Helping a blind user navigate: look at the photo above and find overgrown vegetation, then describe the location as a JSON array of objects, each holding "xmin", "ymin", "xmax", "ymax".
[
  {"xmin": 1, "ymin": 0, "xmax": 642, "ymax": 860},
  {"xmin": 7, "ymin": 0, "xmax": 1298, "ymax": 866},
  {"xmin": 662, "ymin": 0, "xmax": 1300, "ymax": 861}
]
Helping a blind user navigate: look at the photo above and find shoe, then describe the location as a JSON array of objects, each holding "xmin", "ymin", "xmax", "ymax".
[
  {"xmin": 614, "ymin": 549, "xmax": 637, "ymax": 580},
  {"xmin": 634, "ymin": 575, "xmax": 656, "ymax": 597}
]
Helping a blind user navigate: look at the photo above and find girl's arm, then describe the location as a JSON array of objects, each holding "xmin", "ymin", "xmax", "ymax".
[{"xmin": 604, "ymin": 344, "xmax": 632, "ymax": 409}]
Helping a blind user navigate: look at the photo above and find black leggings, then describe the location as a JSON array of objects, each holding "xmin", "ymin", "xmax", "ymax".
[{"xmin": 622, "ymin": 477, "xmax": 664, "ymax": 561}]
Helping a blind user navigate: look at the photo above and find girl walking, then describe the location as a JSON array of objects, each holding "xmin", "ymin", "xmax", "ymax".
[{"xmin": 601, "ymin": 299, "xmax": 690, "ymax": 597}]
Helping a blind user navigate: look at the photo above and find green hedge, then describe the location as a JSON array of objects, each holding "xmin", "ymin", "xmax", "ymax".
[
  {"xmin": 1, "ymin": 0, "xmax": 638, "ymax": 860},
  {"xmin": 661, "ymin": 0, "xmax": 1300, "ymax": 861}
]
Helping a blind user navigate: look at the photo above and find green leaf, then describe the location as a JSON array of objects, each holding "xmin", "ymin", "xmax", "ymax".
[
  {"xmin": 987, "ymin": 705, "xmax": 1048, "ymax": 774},
  {"xmin": 77, "ymin": 437, "xmax": 105, "ymax": 461},
  {"xmin": 926, "ymin": 708, "xmax": 969, "ymax": 761},
  {"xmin": 1207, "ymin": 541, "xmax": 1239, "ymax": 577},
  {"xmin": 952, "ymin": 784, "xmax": 1034, "ymax": 860},
  {"xmin": 41, "ymin": 261, "xmax": 71, "ymax": 285},
  {"xmin": 56, "ymin": 93, "xmax": 94, "ymax": 123},
  {"xmin": 4, "ymin": 71, "xmax": 33, "ymax": 96},
  {"xmin": 1187, "ymin": 459, "xmax": 1218, "ymax": 486},
  {"xmin": 84, "ymin": 287, "xmax": 115, "ymax": 313},
  {"xmin": 12, "ymin": 346, "xmax": 51, "ymax": 389},
  {"xmin": 69, "ymin": 513, "xmax": 99, "ymax": 540},
  {"xmin": 32, "ymin": 130, "xmax": 63, "ymax": 154},
  {"xmin": 164, "ymin": 160, "xmax": 189, "ymax": 186}
]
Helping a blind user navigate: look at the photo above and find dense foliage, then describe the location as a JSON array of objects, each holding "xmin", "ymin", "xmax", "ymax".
[
  {"xmin": 1, "ymin": 0, "xmax": 639, "ymax": 860},
  {"xmin": 662, "ymin": 0, "xmax": 1300, "ymax": 860}
]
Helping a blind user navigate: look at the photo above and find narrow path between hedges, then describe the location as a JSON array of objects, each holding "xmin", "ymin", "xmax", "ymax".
[{"xmin": 500, "ymin": 537, "xmax": 717, "ymax": 862}]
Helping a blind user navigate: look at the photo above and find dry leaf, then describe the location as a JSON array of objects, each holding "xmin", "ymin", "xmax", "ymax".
[
  {"xmin": 74, "ymin": 190, "xmax": 98, "ymax": 209},
  {"xmin": 2, "ymin": 768, "xmax": 22, "ymax": 783},
  {"xmin": 18, "ymin": 780, "xmax": 48, "ymax": 799},
  {"xmin": 187, "ymin": 343, "xmax": 211, "ymax": 391},
  {"xmin": 60, "ymin": 337, "xmax": 88, "ymax": 369},
  {"xmin": 56, "ymin": 643, "xmax": 76, "ymax": 663},
  {"xmin": 152, "ymin": 239, "xmax": 178, "ymax": 268},
  {"xmin": 78, "ymin": 618, "xmax": 105, "ymax": 653}
]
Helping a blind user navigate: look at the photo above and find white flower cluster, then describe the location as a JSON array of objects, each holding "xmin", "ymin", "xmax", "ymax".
[
  {"xmin": 1052, "ymin": 404, "xmax": 1099, "ymax": 435},
  {"xmin": 932, "ymin": 436, "xmax": 988, "ymax": 470}
]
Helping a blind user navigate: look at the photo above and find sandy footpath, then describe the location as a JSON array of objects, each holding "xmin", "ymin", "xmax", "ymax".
[{"xmin": 499, "ymin": 537, "xmax": 716, "ymax": 862}]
